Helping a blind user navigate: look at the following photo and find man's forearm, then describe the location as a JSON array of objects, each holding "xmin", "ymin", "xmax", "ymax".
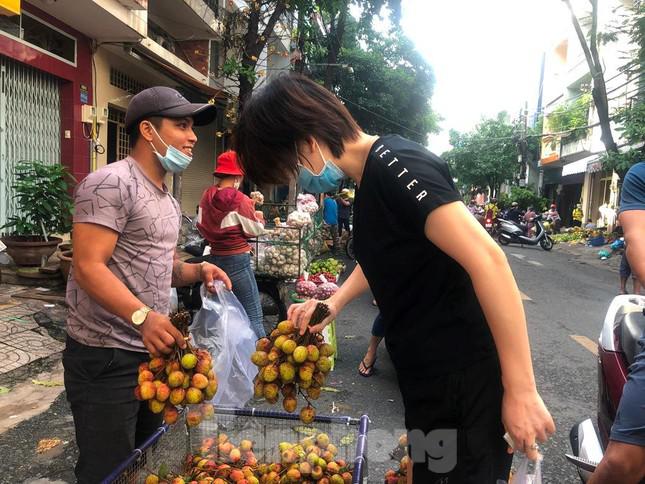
[
  {"xmin": 620, "ymin": 210, "xmax": 645, "ymax": 287},
  {"xmin": 627, "ymin": 242, "xmax": 645, "ymax": 287},
  {"xmin": 171, "ymin": 258, "xmax": 201, "ymax": 287},
  {"xmin": 470, "ymin": 247, "xmax": 536, "ymax": 393}
]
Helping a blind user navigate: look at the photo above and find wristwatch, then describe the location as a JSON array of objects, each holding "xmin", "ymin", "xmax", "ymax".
[{"xmin": 131, "ymin": 306, "xmax": 152, "ymax": 326}]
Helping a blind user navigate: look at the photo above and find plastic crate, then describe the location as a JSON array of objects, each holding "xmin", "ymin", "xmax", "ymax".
[{"xmin": 104, "ymin": 407, "xmax": 369, "ymax": 484}]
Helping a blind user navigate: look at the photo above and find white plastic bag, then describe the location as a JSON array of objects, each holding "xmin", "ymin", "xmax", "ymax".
[
  {"xmin": 190, "ymin": 282, "xmax": 258, "ymax": 407},
  {"xmin": 511, "ymin": 455, "xmax": 542, "ymax": 484}
]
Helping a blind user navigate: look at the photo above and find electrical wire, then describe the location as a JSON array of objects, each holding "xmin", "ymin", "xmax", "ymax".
[{"xmin": 336, "ymin": 94, "xmax": 428, "ymax": 138}]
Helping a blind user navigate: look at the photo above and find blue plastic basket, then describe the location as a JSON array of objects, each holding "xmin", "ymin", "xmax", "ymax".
[{"xmin": 103, "ymin": 407, "xmax": 369, "ymax": 484}]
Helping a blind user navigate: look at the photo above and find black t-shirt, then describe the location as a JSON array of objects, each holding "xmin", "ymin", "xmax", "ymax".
[
  {"xmin": 353, "ymin": 135, "xmax": 496, "ymax": 378},
  {"xmin": 507, "ymin": 208, "xmax": 523, "ymax": 224}
]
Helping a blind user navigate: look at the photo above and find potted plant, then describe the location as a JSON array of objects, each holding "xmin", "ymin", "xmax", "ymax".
[{"xmin": 1, "ymin": 161, "xmax": 74, "ymax": 266}]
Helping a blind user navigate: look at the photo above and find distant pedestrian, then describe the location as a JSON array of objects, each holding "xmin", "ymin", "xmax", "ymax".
[
  {"xmin": 323, "ymin": 192, "xmax": 340, "ymax": 253},
  {"xmin": 572, "ymin": 203, "xmax": 583, "ymax": 227},
  {"xmin": 337, "ymin": 189, "xmax": 352, "ymax": 237}
]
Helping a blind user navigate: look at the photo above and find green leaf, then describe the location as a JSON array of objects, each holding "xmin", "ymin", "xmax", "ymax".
[
  {"xmin": 340, "ymin": 432, "xmax": 355, "ymax": 446},
  {"xmin": 0, "ymin": 386, "xmax": 10, "ymax": 394},
  {"xmin": 158, "ymin": 463, "xmax": 169, "ymax": 479},
  {"xmin": 32, "ymin": 379, "xmax": 64, "ymax": 387}
]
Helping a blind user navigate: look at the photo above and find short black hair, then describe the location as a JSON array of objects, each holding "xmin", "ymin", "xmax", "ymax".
[
  {"xmin": 233, "ymin": 73, "xmax": 361, "ymax": 186},
  {"xmin": 127, "ymin": 116, "xmax": 162, "ymax": 148}
]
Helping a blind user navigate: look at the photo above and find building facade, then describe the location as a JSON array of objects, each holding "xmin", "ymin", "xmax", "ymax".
[
  {"xmin": 0, "ymin": 0, "xmax": 294, "ymax": 228},
  {"xmin": 539, "ymin": 0, "xmax": 638, "ymax": 228}
]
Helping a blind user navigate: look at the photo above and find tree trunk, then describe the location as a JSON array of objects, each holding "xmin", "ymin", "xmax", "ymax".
[
  {"xmin": 238, "ymin": 1, "xmax": 288, "ymax": 113},
  {"xmin": 562, "ymin": 0, "xmax": 619, "ymax": 155},
  {"xmin": 323, "ymin": 3, "xmax": 348, "ymax": 89},
  {"xmin": 294, "ymin": 7, "xmax": 306, "ymax": 74}
]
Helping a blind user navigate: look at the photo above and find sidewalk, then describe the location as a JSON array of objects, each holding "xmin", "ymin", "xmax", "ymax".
[
  {"xmin": 0, "ymin": 283, "xmax": 74, "ymax": 483},
  {"xmin": 553, "ymin": 241, "xmax": 621, "ymax": 274}
]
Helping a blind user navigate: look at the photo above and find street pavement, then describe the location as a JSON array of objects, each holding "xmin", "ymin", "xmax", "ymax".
[{"xmin": 0, "ymin": 243, "xmax": 623, "ymax": 483}]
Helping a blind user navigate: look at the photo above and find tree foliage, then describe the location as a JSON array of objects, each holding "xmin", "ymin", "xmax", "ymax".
[
  {"xmin": 546, "ymin": 92, "xmax": 592, "ymax": 142},
  {"xmin": 308, "ymin": 13, "xmax": 439, "ymax": 144},
  {"xmin": 598, "ymin": 2, "xmax": 645, "ymax": 176},
  {"xmin": 221, "ymin": 0, "xmax": 290, "ymax": 113},
  {"xmin": 219, "ymin": 0, "xmax": 437, "ymax": 146},
  {"xmin": 444, "ymin": 112, "xmax": 519, "ymax": 196}
]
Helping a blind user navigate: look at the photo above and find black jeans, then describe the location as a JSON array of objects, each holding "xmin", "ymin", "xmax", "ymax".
[
  {"xmin": 338, "ymin": 217, "xmax": 351, "ymax": 237},
  {"xmin": 398, "ymin": 356, "xmax": 512, "ymax": 484},
  {"xmin": 62, "ymin": 336, "xmax": 162, "ymax": 484}
]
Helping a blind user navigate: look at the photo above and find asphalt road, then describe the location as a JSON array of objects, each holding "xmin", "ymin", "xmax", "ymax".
[{"xmin": 0, "ymin": 244, "xmax": 617, "ymax": 483}]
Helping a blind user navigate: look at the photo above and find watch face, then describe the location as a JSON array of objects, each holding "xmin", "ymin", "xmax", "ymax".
[{"xmin": 132, "ymin": 309, "xmax": 146, "ymax": 325}]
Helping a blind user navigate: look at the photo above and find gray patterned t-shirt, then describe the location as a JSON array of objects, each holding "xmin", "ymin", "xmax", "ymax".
[{"xmin": 66, "ymin": 157, "xmax": 181, "ymax": 352}]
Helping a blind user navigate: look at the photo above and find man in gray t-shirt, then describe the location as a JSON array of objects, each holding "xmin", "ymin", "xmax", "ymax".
[{"xmin": 62, "ymin": 86, "xmax": 231, "ymax": 483}]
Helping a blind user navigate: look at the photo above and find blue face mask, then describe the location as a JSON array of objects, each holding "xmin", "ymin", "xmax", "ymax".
[
  {"xmin": 149, "ymin": 125, "xmax": 193, "ymax": 173},
  {"xmin": 298, "ymin": 144, "xmax": 345, "ymax": 193}
]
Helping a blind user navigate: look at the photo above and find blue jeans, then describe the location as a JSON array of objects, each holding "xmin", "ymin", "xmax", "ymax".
[
  {"xmin": 611, "ymin": 338, "xmax": 645, "ymax": 446},
  {"xmin": 207, "ymin": 252, "xmax": 265, "ymax": 338}
]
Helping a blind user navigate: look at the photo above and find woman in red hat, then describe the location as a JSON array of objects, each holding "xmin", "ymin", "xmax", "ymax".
[{"xmin": 197, "ymin": 150, "xmax": 266, "ymax": 337}]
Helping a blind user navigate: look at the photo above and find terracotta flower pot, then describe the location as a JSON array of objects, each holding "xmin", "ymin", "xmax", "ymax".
[
  {"xmin": 58, "ymin": 249, "xmax": 73, "ymax": 281},
  {"xmin": 1, "ymin": 236, "xmax": 63, "ymax": 267},
  {"xmin": 58, "ymin": 242, "xmax": 72, "ymax": 252}
]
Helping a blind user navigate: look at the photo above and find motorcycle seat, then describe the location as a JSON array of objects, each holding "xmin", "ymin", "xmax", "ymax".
[{"xmin": 620, "ymin": 310, "xmax": 645, "ymax": 366}]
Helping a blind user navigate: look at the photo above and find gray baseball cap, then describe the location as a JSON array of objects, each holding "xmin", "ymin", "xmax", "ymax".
[{"xmin": 125, "ymin": 86, "xmax": 217, "ymax": 132}]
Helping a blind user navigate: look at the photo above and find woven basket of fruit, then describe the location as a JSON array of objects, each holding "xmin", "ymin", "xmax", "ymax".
[{"xmin": 104, "ymin": 407, "xmax": 369, "ymax": 484}]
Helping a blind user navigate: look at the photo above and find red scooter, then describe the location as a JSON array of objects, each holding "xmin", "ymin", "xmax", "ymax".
[
  {"xmin": 567, "ymin": 295, "xmax": 645, "ymax": 481},
  {"xmin": 481, "ymin": 208, "xmax": 498, "ymax": 236}
]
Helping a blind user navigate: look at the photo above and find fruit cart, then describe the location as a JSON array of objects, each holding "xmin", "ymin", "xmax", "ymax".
[{"xmin": 103, "ymin": 407, "xmax": 369, "ymax": 484}]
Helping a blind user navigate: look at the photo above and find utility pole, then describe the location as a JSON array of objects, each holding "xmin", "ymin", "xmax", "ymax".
[{"xmin": 517, "ymin": 102, "xmax": 529, "ymax": 188}]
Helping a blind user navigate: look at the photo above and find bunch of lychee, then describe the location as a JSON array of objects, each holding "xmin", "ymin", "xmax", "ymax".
[
  {"xmin": 144, "ymin": 432, "xmax": 354, "ymax": 484},
  {"xmin": 135, "ymin": 311, "xmax": 218, "ymax": 428},
  {"xmin": 384, "ymin": 434, "xmax": 410, "ymax": 484},
  {"xmin": 251, "ymin": 316, "xmax": 335, "ymax": 424}
]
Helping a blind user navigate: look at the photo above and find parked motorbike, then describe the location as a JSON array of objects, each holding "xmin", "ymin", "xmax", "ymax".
[
  {"xmin": 497, "ymin": 213, "xmax": 554, "ymax": 251},
  {"xmin": 567, "ymin": 295, "xmax": 645, "ymax": 482}
]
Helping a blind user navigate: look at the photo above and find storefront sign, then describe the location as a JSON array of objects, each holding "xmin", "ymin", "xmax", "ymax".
[
  {"xmin": 80, "ymin": 84, "xmax": 89, "ymax": 104},
  {"xmin": 540, "ymin": 135, "xmax": 561, "ymax": 166},
  {"xmin": 0, "ymin": 0, "xmax": 19, "ymax": 16}
]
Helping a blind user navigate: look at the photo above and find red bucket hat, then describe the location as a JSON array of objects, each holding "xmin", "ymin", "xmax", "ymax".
[{"xmin": 214, "ymin": 150, "xmax": 243, "ymax": 176}]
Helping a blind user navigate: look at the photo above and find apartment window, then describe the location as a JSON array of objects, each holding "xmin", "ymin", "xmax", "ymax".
[
  {"xmin": 110, "ymin": 68, "xmax": 148, "ymax": 94},
  {"xmin": 107, "ymin": 108, "xmax": 130, "ymax": 164},
  {"xmin": 0, "ymin": 15, "xmax": 20, "ymax": 38},
  {"xmin": 0, "ymin": 12, "xmax": 76, "ymax": 64}
]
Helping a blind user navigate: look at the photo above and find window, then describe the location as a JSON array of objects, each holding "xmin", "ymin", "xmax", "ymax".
[
  {"xmin": 110, "ymin": 68, "xmax": 148, "ymax": 94},
  {"xmin": 0, "ymin": 15, "xmax": 20, "ymax": 38},
  {"xmin": 0, "ymin": 11, "xmax": 76, "ymax": 64},
  {"xmin": 107, "ymin": 108, "xmax": 130, "ymax": 163}
]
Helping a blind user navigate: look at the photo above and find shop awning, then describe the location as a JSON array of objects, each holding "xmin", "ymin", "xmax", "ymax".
[{"xmin": 562, "ymin": 154, "xmax": 598, "ymax": 176}]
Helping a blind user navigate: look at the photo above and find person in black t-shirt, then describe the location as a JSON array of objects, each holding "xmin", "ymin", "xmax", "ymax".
[
  {"xmin": 233, "ymin": 73, "xmax": 555, "ymax": 483},
  {"xmin": 506, "ymin": 201, "xmax": 523, "ymax": 224}
]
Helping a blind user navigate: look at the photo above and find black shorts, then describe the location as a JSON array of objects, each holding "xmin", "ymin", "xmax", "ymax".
[
  {"xmin": 620, "ymin": 254, "xmax": 634, "ymax": 279},
  {"xmin": 397, "ymin": 356, "xmax": 512, "ymax": 484}
]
